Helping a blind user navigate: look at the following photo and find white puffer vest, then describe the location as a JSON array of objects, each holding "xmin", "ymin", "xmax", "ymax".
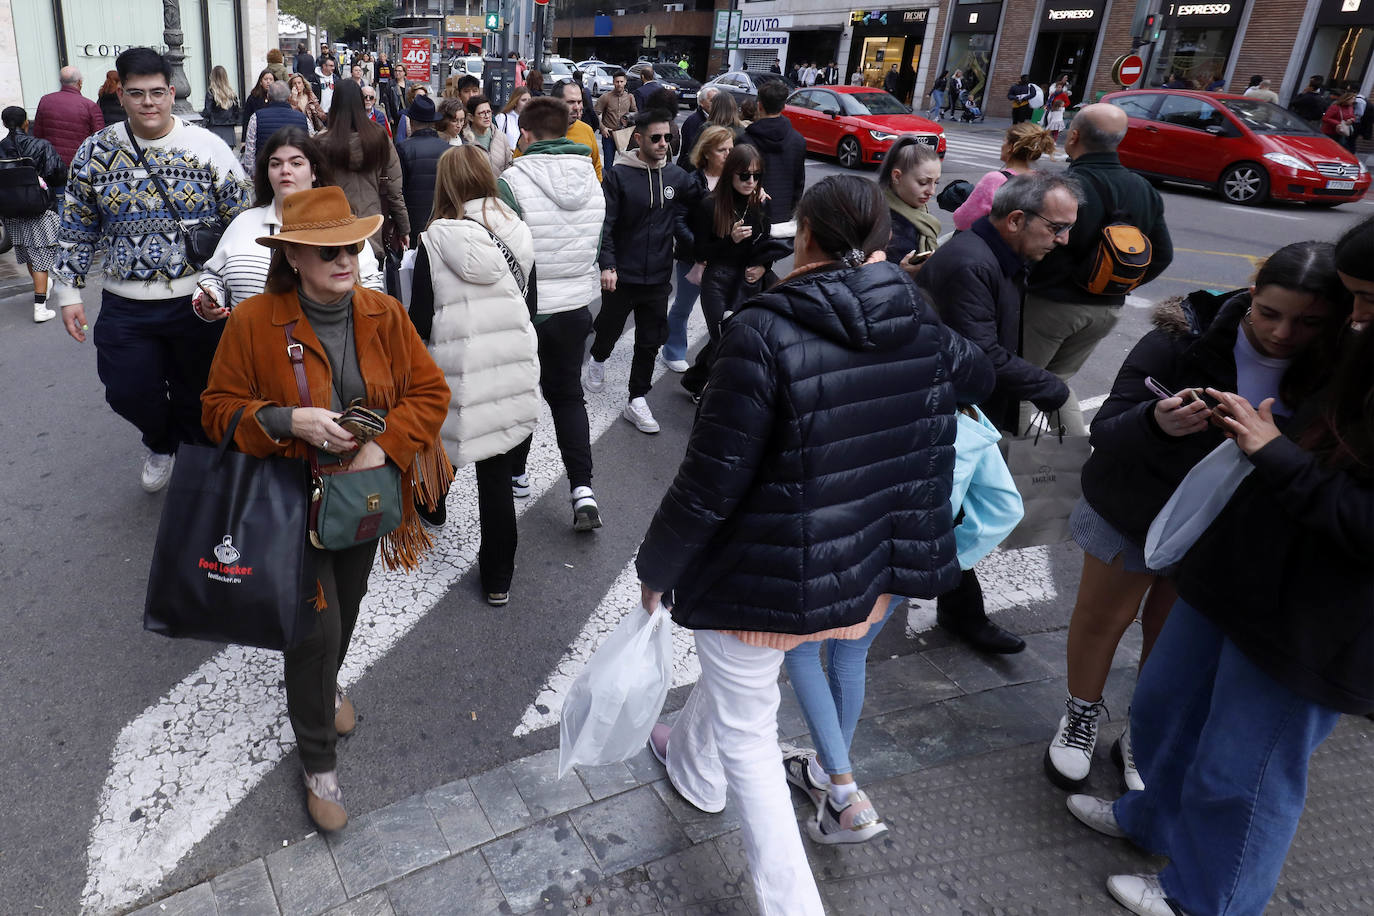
[
  {"xmin": 421, "ymin": 199, "xmax": 540, "ymax": 467},
  {"xmin": 500, "ymin": 153, "xmax": 605, "ymax": 315}
]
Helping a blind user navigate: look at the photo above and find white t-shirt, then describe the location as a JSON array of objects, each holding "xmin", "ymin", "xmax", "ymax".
[{"xmin": 1233, "ymin": 326, "xmax": 1292, "ymax": 415}]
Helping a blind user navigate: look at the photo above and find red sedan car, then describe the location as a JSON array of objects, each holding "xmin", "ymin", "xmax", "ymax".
[
  {"xmin": 784, "ymin": 86, "xmax": 946, "ymax": 169},
  {"xmin": 1103, "ymin": 89, "xmax": 1369, "ymax": 206}
]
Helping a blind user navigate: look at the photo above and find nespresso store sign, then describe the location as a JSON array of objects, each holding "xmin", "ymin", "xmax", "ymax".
[
  {"xmin": 1041, "ymin": 0, "xmax": 1106, "ymax": 30},
  {"xmin": 1163, "ymin": 1, "xmax": 1245, "ymax": 28}
]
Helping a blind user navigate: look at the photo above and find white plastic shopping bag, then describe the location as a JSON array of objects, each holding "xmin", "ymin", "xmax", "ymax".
[
  {"xmin": 1145, "ymin": 439, "xmax": 1254, "ymax": 570},
  {"xmin": 397, "ymin": 248, "xmax": 417, "ymax": 308},
  {"xmin": 557, "ymin": 608, "xmax": 673, "ymax": 778}
]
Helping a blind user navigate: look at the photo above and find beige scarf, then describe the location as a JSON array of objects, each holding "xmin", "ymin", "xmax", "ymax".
[{"xmin": 885, "ymin": 188, "xmax": 942, "ymax": 254}]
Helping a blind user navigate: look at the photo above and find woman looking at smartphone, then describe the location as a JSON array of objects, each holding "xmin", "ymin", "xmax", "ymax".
[
  {"xmin": 1066, "ymin": 322, "xmax": 1371, "ymax": 916},
  {"xmin": 1043, "ymin": 241, "xmax": 1351, "ymax": 793},
  {"xmin": 194, "ymin": 128, "xmax": 383, "ymax": 318},
  {"xmin": 878, "ymin": 136, "xmax": 942, "ymax": 276},
  {"xmin": 680, "ymin": 144, "xmax": 774, "ymax": 401}
]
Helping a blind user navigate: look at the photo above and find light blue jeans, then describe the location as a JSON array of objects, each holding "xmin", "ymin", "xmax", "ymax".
[
  {"xmin": 1114, "ymin": 599, "xmax": 1341, "ymax": 916},
  {"xmin": 782, "ymin": 595, "xmax": 902, "ymax": 776},
  {"xmin": 927, "ymin": 89, "xmax": 945, "ymax": 119},
  {"xmin": 662, "ymin": 260, "xmax": 699, "ymax": 364}
]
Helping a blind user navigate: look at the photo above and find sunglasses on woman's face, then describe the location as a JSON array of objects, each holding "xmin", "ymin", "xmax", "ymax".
[
  {"xmin": 315, "ymin": 242, "xmax": 365, "ymax": 262},
  {"xmin": 737, "ymin": 171, "xmax": 761, "ymax": 181}
]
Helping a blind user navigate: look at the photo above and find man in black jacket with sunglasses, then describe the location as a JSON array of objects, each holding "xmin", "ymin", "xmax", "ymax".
[{"xmin": 586, "ymin": 110, "xmax": 698, "ymax": 436}]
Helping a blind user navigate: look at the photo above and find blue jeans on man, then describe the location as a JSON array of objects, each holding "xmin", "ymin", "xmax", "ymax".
[{"xmin": 1113, "ymin": 599, "xmax": 1340, "ymax": 916}]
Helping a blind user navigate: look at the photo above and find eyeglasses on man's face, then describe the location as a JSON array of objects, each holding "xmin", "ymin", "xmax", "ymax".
[
  {"xmin": 1024, "ymin": 210, "xmax": 1073, "ymax": 237},
  {"xmin": 124, "ymin": 88, "xmax": 171, "ymax": 103},
  {"xmin": 644, "ymin": 132, "xmax": 670, "ymax": 144}
]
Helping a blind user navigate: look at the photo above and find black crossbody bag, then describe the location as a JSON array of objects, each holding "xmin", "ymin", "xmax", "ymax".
[{"xmin": 126, "ymin": 123, "xmax": 225, "ymax": 268}]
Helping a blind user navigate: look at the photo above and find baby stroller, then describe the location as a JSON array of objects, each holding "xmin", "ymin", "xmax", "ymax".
[{"xmin": 959, "ymin": 90, "xmax": 985, "ymax": 122}]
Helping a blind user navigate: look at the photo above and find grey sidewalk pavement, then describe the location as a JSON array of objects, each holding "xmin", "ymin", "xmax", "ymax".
[{"xmin": 126, "ymin": 621, "xmax": 1374, "ymax": 916}]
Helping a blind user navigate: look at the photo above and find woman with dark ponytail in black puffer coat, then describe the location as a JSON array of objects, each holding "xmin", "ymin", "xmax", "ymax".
[{"xmin": 636, "ymin": 175, "xmax": 993, "ymax": 916}]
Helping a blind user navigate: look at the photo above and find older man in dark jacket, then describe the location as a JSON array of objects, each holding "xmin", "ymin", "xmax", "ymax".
[
  {"xmin": 745, "ymin": 79, "xmax": 806, "ymax": 223},
  {"xmin": 32, "ymin": 66, "xmax": 104, "ymax": 166},
  {"xmin": 917, "ymin": 171, "xmax": 1078, "ymax": 655},
  {"xmin": 1024, "ymin": 103, "xmax": 1174, "ymax": 436}
]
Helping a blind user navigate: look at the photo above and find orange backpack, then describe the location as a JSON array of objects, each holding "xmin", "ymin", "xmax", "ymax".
[{"xmin": 1077, "ymin": 170, "xmax": 1152, "ymax": 296}]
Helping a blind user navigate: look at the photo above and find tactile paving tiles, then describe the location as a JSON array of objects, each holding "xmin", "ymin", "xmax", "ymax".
[{"xmin": 541, "ymin": 717, "xmax": 1373, "ymax": 915}]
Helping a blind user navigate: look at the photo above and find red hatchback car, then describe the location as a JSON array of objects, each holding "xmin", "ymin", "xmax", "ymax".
[
  {"xmin": 1103, "ymin": 89, "xmax": 1369, "ymax": 206},
  {"xmin": 784, "ymin": 86, "xmax": 946, "ymax": 169}
]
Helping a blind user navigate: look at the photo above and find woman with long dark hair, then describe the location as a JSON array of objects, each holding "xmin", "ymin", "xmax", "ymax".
[
  {"xmin": 409, "ymin": 146, "xmax": 538, "ymax": 604},
  {"xmin": 638, "ymin": 174, "xmax": 993, "ymax": 914},
  {"xmin": 1067, "ymin": 304, "xmax": 1370, "ymax": 916},
  {"xmin": 317, "ymin": 79, "xmax": 410, "ymax": 255},
  {"xmin": 1045, "ymin": 242, "xmax": 1352, "ymax": 796},
  {"xmin": 242, "ymin": 68, "xmax": 275, "ymax": 133},
  {"xmin": 680, "ymin": 143, "xmax": 773, "ymax": 400},
  {"xmin": 195, "ymin": 127, "xmax": 383, "ymax": 315}
]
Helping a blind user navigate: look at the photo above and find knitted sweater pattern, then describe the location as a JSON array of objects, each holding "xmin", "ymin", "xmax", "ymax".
[{"xmin": 52, "ymin": 118, "xmax": 251, "ymax": 304}]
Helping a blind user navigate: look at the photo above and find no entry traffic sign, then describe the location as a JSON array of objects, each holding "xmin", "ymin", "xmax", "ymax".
[{"xmin": 1113, "ymin": 54, "xmax": 1144, "ymax": 87}]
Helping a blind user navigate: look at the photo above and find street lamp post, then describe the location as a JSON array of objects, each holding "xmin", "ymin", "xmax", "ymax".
[{"xmin": 161, "ymin": 0, "xmax": 199, "ymax": 119}]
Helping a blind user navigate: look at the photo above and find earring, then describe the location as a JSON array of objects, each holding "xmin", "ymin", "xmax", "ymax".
[{"xmin": 1245, "ymin": 307, "xmax": 1253, "ymax": 326}]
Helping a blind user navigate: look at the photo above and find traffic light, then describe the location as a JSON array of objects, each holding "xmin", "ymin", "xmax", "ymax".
[
  {"xmin": 485, "ymin": 10, "xmax": 500, "ymax": 30},
  {"xmin": 1144, "ymin": 13, "xmax": 1160, "ymax": 40}
]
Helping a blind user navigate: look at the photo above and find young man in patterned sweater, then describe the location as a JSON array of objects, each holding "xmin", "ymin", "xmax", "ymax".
[{"xmin": 51, "ymin": 47, "xmax": 250, "ymax": 492}]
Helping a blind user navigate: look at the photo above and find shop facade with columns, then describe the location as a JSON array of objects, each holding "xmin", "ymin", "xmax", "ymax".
[{"xmin": 0, "ymin": 0, "xmax": 278, "ymax": 119}]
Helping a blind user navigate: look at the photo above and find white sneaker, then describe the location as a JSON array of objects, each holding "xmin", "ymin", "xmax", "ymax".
[
  {"xmin": 571, "ymin": 486, "xmax": 602, "ymax": 532},
  {"xmin": 1106, "ymin": 874, "xmax": 1178, "ymax": 916},
  {"xmin": 582, "ymin": 358, "xmax": 606, "ymax": 393},
  {"xmin": 661, "ymin": 355, "xmax": 689, "ymax": 373},
  {"xmin": 623, "ymin": 397, "xmax": 659, "ymax": 434},
  {"xmin": 141, "ymin": 452, "xmax": 175, "ymax": 493},
  {"xmin": 1066, "ymin": 794, "xmax": 1127, "ymax": 838},
  {"xmin": 33, "ymin": 303, "xmax": 56, "ymax": 323},
  {"xmin": 1114, "ymin": 722, "xmax": 1145, "ymax": 792},
  {"xmin": 511, "ymin": 474, "xmax": 531, "ymax": 498},
  {"xmin": 1044, "ymin": 696, "xmax": 1106, "ymax": 789}
]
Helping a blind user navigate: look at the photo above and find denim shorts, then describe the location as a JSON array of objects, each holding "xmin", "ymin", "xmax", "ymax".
[{"xmin": 1070, "ymin": 499, "xmax": 1159, "ymax": 575}]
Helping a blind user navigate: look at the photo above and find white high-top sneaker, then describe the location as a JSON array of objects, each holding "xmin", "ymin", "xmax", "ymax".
[{"xmin": 1044, "ymin": 696, "xmax": 1106, "ymax": 789}]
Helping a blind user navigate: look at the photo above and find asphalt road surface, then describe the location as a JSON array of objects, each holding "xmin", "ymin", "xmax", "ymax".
[{"xmin": 1, "ymin": 121, "xmax": 1369, "ymax": 915}]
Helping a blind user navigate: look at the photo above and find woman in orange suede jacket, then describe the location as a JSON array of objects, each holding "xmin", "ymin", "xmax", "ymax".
[{"xmin": 202, "ymin": 185, "xmax": 450, "ymax": 833}]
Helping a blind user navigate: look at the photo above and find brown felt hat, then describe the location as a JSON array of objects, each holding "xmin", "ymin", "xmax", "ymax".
[{"xmin": 256, "ymin": 186, "xmax": 384, "ymax": 248}]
